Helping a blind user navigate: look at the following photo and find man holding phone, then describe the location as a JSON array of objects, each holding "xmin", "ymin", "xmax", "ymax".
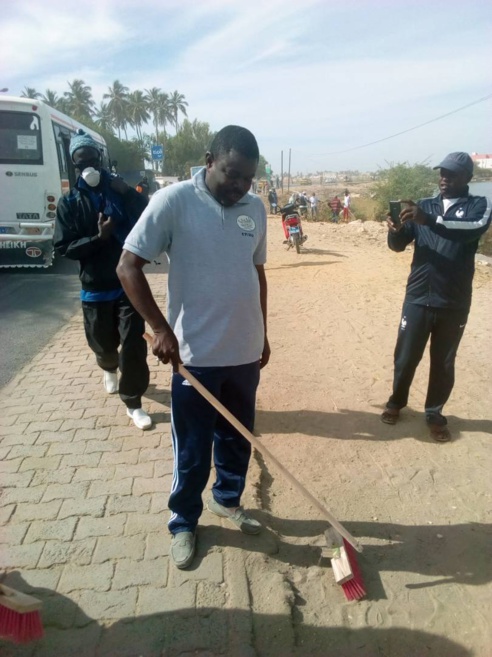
[{"xmin": 381, "ymin": 152, "xmax": 491, "ymax": 441}]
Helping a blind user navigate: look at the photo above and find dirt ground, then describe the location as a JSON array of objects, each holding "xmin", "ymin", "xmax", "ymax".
[{"xmin": 241, "ymin": 215, "xmax": 492, "ymax": 656}]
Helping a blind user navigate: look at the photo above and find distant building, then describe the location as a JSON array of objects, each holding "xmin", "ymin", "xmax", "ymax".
[{"xmin": 471, "ymin": 153, "xmax": 492, "ymax": 170}]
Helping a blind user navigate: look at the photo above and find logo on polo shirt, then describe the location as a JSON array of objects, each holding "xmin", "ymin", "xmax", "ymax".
[{"xmin": 237, "ymin": 215, "xmax": 256, "ymax": 231}]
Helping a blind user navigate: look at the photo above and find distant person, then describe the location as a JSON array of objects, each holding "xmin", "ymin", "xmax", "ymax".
[
  {"xmin": 298, "ymin": 192, "xmax": 308, "ymax": 217},
  {"xmin": 268, "ymin": 188, "xmax": 278, "ymax": 214},
  {"xmin": 136, "ymin": 176, "xmax": 150, "ymax": 200},
  {"xmin": 309, "ymin": 192, "xmax": 319, "ymax": 219},
  {"xmin": 381, "ymin": 152, "xmax": 492, "ymax": 441},
  {"xmin": 343, "ymin": 189, "xmax": 351, "ymax": 221},
  {"xmin": 329, "ymin": 195, "xmax": 342, "ymax": 222},
  {"xmin": 117, "ymin": 125, "xmax": 270, "ymax": 570},
  {"xmin": 54, "ymin": 129, "xmax": 152, "ymax": 430}
]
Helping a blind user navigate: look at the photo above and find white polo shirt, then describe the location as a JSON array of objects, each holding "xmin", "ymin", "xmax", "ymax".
[{"xmin": 123, "ymin": 170, "xmax": 267, "ymax": 367}]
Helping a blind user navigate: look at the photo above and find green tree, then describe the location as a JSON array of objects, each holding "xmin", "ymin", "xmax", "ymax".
[
  {"xmin": 93, "ymin": 102, "xmax": 115, "ymax": 134},
  {"xmin": 371, "ymin": 163, "xmax": 439, "ymax": 218},
  {"xmin": 64, "ymin": 79, "xmax": 95, "ymax": 120},
  {"xmin": 145, "ymin": 87, "xmax": 164, "ymax": 143},
  {"xmin": 104, "ymin": 80, "xmax": 130, "ymax": 139},
  {"xmin": 40, "ymin": 89, "xmax": 60, "ymax": 107},
  {"xmin": 169, "ymin": 90, "xmax": 188, "ymax": 132},
  {"xmin": 163, "ymin": 119, "xmax": 215, "ymax": 178},
  {"xmin": 20, "ymin": 87, "xmax": 40, "ymax": 99},
  {"xmin": 127, "ymin": 90, "xmax": 150, "ymax": 142}
]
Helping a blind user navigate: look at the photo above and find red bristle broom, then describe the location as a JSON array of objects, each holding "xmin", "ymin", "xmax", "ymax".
[
  {"xmin": 325, "ymin": 528, "xmax": 366, "ymax": 600},
  {"xmin": 0, "ymin": 583, "xmax": 44, "ymax": 643},
  {"xmin": 144, "ymin": 332, "xmax": 366, "ymax": 601}
]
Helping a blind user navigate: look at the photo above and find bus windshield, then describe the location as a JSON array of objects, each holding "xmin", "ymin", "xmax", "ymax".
[{"xmin": 0, "ymin": 111, "xmax": 43, "ymax": 165}]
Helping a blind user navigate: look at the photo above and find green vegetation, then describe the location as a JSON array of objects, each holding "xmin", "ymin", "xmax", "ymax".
[{"xmin": 371, "ymin": 163, "xmax": 438, "ymax": 219}]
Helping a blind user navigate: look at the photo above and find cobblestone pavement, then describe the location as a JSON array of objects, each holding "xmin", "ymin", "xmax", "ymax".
[{"xmin": 0, "ymin": 284, "xmax": 267, "ymax": 657}]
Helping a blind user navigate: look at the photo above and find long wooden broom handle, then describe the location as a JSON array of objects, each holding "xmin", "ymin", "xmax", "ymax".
[{"xmin": 144, "ymin": 333, "xmax": 362, "ymax": 552}]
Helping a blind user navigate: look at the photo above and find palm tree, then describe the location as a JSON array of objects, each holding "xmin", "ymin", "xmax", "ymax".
[
  {"xmin": 20, "ymin": 87, "xmax": 40, "ymax": 99},
  {"xmin": 93, "ymin": 103, "xmax": 115, "ymax": 134},
  {"xmin": 144, "ymin": 87, "xmax": 163, "ymax": 144},
  {"xmin": 40, "ymin": 89, "xmax": 60, "ymax": 108},
  {"xmin": 64, "ymin": 79, "xmax": 95, "ymax": 119},
  {"xmin": 127, "ymin": 90, "xmax": 150, "ymax": 142},
  {"xmin": 157, "ymin": 92, "xmax": 173, "ymax": 139},
  {"xmin": 169, "ymin": 90, "xmax": 188, "ymax": 132},
  {"xmin": 104, "ymin": 80, "xmax": 130, "ymax": 139}
]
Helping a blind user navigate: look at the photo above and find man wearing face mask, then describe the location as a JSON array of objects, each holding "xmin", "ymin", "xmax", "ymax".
[{"xmin": 54, "ymin": 129, "xmax": 152, "ymax": 430}]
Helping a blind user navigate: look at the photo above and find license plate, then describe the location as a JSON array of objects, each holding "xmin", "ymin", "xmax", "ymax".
[
  {"xmin": 0, "ymin": 227, "xmax": 9, "ymax": 234},
  {"xmin": 289, "ymin": 227, "xmax": 300, "ymax": 234}
]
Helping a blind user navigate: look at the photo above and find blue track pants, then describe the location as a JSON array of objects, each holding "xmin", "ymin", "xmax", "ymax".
[{"xmin": 168, "ymin": 361, "xmax": 260, "ymax": 535}]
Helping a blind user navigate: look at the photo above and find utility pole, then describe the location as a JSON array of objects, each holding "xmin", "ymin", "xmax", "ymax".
[
  {"xmin": 280, "ymin": 150, "xmax": 283, "ymax": 194},
  {"xmin": 287, "ymin": 148, "xmax": 291, "ymax": 193}
]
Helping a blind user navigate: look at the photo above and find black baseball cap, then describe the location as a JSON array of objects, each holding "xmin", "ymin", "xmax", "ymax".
[{"xmin": 433, "ymin": 152, "xmax": 473, "ymax": 176}]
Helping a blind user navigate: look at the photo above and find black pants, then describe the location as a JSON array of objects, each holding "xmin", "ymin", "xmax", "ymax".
[
  {"xmin": 82, "ymin": 294, "xmax": 149, "ymax": 409},
  {"xmin": 387, "ymin": 302, "xmax": 468, "ymax": 425}
]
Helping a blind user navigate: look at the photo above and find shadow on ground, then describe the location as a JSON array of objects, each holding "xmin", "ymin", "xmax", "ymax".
[{"xmin": 0, "ymin": 571, "xmax": 472, "ymax": 657}]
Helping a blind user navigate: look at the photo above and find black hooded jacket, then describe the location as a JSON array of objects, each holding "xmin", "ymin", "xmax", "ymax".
[{"xmin": 54, "ymin": 177, "xmax": 147, "ymax": 292}]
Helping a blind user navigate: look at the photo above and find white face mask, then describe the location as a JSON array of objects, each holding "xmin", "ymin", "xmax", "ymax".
[{"xmin": 81, "ymin": 167, "xmax": 101, "ymax": 187}]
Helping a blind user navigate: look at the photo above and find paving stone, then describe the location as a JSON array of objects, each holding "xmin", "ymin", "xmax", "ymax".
[
  {"xmin": 61, "ymin": 418, "xmax": 97, "ymax": 432},
  {"xmin": 100, "ymin": 449, "xmax": 139, "ymax": 466},
  {"xmin": 33, "ymin": 623, "xmax": 101, "ymax": 657},
  {"xmin": 1, "ymin": 396, "xmax": 34, "ymax": 409},
  {"xmin": 74, "ymin": 427, "xmax": 110, "ymax": 442},
  {"xmin": 1, "ymin": 471, "xmax": 35, "ymax": 488},
  {"xmin": 24, "ymin": 517, "xmax": 78, "ymax": 543},
  {"xmin": 13, "ymin": 500, "xmax": 62, "ymax": 523},
  {"xmin": 196, "ymin": 580, "xmax": 227, "ymax": 610},
  {"xmin": 75, "ymin": 587, "xmax": 138, "ymax": 621},
  {"xmin": 133, "ymin": 475, "xmax": 172, "ymax": 496},
  {"xmin": 88, "ymin": 478, "xmax": 133, "ymax": 498},
  {"xmin": 14, "ymin": 564, "xmax": 64, "ymax": 592},
  {"xmin": 58, "ymin": 497, "xmax": 107, "ymax": 520},
  {"xmin": 38, "ymin": 538, "xmax": 97, "ymax": 568},
  {"xmin": 106, "ymin": 494, "xmax": 151, "ymax": 515},
  {"xmin": 0, "ymin": 504, "xmax": 16, "ymax": 525},
  {"xmin": 24, "ymin": 419, "xmax": 63, "ymax": 434},
  {"xmin": 137, "ymin": 582, "xmax": 196, "ymax": 615},
  {"xmin": 170, "ymin": 551, "xmax": 223, "ymax": 584},
  {"xmin": 0, "ymin": 522, "xmax": 30, "ymax": 544},
  {"xmin": 0, "ymin": 541, "xmax": 44, "ymax": 569},
  {"xmin": 149, "ymin": 493, "xmax": 169, "ymax": 514},
  {"xmin": 154, "ymin": 460, "xmax": 174, "ymax": 477},
  {"xmin": 125, "ymin": 513, "xmax": 164, "ymax": 536},
  {"xmin": 83, "ymin": 406, "xmax": 118, "ymax": 419},
  {"xmin": 0, "ymin": 457, "xmax": 23, "ymax": 473},
  {"xmin": 0, "ymin": 414, "xmax": 20, "ymax": 427},
  {"xmin": 139, "ymin": 447, "xmax": 172, "ymax": 462},
  {"xmin": 19, "ymin": 455, "xmax": 62, "ymax": 472},
  {"xmin": 31, "ymin": 467, "xmax": 75, "ymax": 486},
  {"xmin": 93, "ymin": 535, "xmax": 146, "ymax": 564},
  {"xmin": 97, "ymin": 414, "xmax": 131, "ymax": 428},
  {"xmin": 121, "ymin": 434, "xmax": 161, "ymax": 451},
  {"xmin": 6, "ymin": 443, "xmax": 47, "ymax": 459},
  {"xmin": 16, "ymin": 411, "xmax": 52, "ymax": 425},
  {"xmin": 59, "ymin": 562, "xmax": 114, "ymax": 593},
  {"xmin": 73, "ymin": 466, "xmax": 115, "ymax": 482},
  {"xmin": 0, "ymin": 446, "xmax": 11, "ymax": 460},
  {"xmin": 47, "ymin": 440, "xmax": 85, "ymax": 455},
  {"xmin": 36, "ymin": 429, "xmax": 76, "ymax": 445},
  {"xmin": 85, "ymin": 439, "xmax": 122, "ymax": 454},
  {"xmin": 114, "ymin": 462, "xmax": 154, "ymax": 480},
  {"xmin": 61, "ymin": 453, "xmax": 102, "ymax": 468},
  {"xmin": 113, "ymin": 557, "xmax": 168, "ymax": 589},
  {"xmin": 0, "ymin": 431, "xmax": 38, "ymax": 446},
  {"xmin": 75, "ymin": 515, "xmax": 126, "ymax": 540},
  {"xmin": 1, "ymin": 486, "xmax": 46, "ymax": 505},
  {"xmin": 42, "ymin": 481, "xmax": 90, "ymax": 502},
  {"xmin": 145, "ymin": 532, "xmax": 171, "ymax": 559}
]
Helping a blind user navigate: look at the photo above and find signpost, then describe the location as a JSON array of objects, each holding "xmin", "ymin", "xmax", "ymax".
[{"xmin": 151, "ymin": 145, "xmax": 164, "ymax": 161}]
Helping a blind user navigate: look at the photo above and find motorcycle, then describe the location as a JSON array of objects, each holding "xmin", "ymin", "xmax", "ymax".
[{"xmin": 279, "ymin": 203, "xmax": 307, "ymax": 254}]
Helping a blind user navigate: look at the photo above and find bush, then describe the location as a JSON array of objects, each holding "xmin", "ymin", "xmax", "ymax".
[{"xmin": 371, "ymin": 163, "xmax": 438, "ymax": 219}]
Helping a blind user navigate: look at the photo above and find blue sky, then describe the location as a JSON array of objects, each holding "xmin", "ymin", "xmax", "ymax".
[{"xmin": 1, "ymin": 0, "xmax": 491, "ymax": 173}]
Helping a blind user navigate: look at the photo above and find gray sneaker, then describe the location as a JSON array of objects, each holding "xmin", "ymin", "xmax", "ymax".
[
  {"xmin": 207, "ymin": 498, "xmax": 261, "ymax": 535},
  {"xmin": 170, "ymin": 531, "xmax": 196, "ymax": 569}
]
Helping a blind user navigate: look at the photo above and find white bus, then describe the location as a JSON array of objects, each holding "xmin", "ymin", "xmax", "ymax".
[{"xmin": 0, "ymin": 96, "xmax": 109, "ymax": 268}]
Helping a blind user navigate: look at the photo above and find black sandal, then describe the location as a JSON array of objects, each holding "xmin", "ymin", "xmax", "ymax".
[{"xmin": 381, "ymin": 408, "xmax": 399, "ymax": 425}]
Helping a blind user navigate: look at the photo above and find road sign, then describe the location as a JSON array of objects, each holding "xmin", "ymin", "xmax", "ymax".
[{"xmin": 151, "ymin": 145, "xmax": 164, "ymax": 161}]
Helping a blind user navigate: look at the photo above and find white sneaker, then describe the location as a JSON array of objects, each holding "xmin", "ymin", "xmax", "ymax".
[
  {"xmin": 127, "ymin": 408, "xmax": 152, "ymax": 430},
  {"xmin": 103, "ymin": 371, "xmax": 118, "ymax": 394}
]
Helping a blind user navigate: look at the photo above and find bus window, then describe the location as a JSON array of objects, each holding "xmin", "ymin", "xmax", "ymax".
[
  {"xmin": 0, "ymin": 111, "xmax": 43, "ymax": 165},
  {"xmin": 53, "ymin": 122, "xmax": 77, "ymax": 191}
]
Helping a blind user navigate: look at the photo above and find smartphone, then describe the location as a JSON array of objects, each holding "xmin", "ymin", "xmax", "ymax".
[{"xmin": 389, "ymin": 201, "xmax": 402, "ymax": 226}]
